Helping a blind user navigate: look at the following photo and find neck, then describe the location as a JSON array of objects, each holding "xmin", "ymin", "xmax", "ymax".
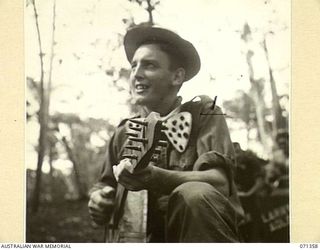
[{"xmin": 139, "ymin": 96, "xmax": 181, "ymax": 117}]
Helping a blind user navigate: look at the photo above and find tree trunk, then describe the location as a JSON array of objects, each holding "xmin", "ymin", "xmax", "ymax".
[
  {"xmin": 145, "ymin": 0, "xmax": 154, "ymax": 25},
  {"xmin": 246, "ymin": 50, "xmax": 270, "ymax": 155},
  {"xmin": 262, "ymin": 37, "xmax": 287, "ymax": 136},
  {"xmin": 31, "ymin": 0, "xmax": 47, "ymax": 214},
  {"xmin": 61, "ymin": 137, "xmax": 86, "ymax": 199},
  {"xmin": 240, "ymin": 23, "xmax": 271, "ymax": 156},
  {"xmin": 31, "ymin": 0, "xmax": 57, "ymax": 213},
  {"xmin": 46, "ymin": 0, "xmax": 57, "ymax": 202},
  {"xmin": 47, "ymin": 0, "xmax": 56, "ymax": 111},
  {"xmin": 48, "ymin": 145, "xmax": 54, "ymax": 201}
]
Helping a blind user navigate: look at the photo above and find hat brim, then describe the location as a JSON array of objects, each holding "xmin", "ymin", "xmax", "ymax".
[{"xmin": 124, "ymin": 26, "xmax": 201, "ymax": 81}]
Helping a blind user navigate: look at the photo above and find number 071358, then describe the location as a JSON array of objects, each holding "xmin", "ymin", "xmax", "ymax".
[{"xmin": 299, "ymin": 244, "xmax": 318, "ymax": 248}]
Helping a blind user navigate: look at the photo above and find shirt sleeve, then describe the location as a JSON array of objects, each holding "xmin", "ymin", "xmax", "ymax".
[{"xmin": 193, "ymin": 99, "xmax": 236, "ymax": 195}]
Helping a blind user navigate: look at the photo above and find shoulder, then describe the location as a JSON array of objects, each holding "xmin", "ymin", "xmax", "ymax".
[
  {"xmin": 182, "ymin": 95, "xmax": 224, "ymax": 114},
  {"xmin": 181, "ymin": 95, "xmax": 225, "ymax": 130}
]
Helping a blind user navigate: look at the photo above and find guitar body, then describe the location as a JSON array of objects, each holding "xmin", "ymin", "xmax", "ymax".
[
  {"xmin": 105, "ymin": 112, "xmax": 167, "ymax": 243},
  {"xmin": 105, "ymin": 189, "xmax": 148, "ymax": 242},
  {"xmin": 114, "ymin": 190, "xmax": 148, "ymax": 242}
]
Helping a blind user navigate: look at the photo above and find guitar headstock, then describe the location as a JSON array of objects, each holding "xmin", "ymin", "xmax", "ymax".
[{"xmin": 122, "ymin": 112, "xmax": 168, "ymax": 173}]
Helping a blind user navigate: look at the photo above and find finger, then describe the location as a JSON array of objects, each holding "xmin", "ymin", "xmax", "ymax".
[
  {"xmin": 89, "ymin": 209, "xmax": 111, "ymax": 219},
  {"xmin": 121, "ymin": 158, "xmax": 134, "ymax": 173},
  {"xmin": 89, "ymin": 202, "xmax": 114, "ymax": 214},
  {"xmin": 113, "ymin": 164, "xmax": 124, "ymax": 181},
  {"xmin": 88, "ymin": 199, "xmax": 107, "ymax": 212},
  {"xmin": 90, "ymin": 193, "xmax": 114, "ymax": 206},
  {"xmin": 89, "ymin": 204, "xmax": 113, "ymax": 215},
  {"xmin": 89, "ymin": 209, "xmax": 113, "ymax": 226},
  {"xmin": 114, "ymin": 167, "xmax": 131, "ymax": 183},
  {"xmin": 89, "ymin": 210, "xmax": 105, "ymax": 218},
  {"xmin": 100, "ymin": 186, "xmax": 115, "ymax": 198},
  {"xmin": 89, "ymin": 198, "xmax": 114, "ymax": 212},
  {"xmin": 113, "ymin": 159, "xmax": 134, "ymax": 180}
]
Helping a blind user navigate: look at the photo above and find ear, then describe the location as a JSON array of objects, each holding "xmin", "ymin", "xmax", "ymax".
[{"xmin": 172, "ymin": 68, "xmax": 185, "ymax": 87}]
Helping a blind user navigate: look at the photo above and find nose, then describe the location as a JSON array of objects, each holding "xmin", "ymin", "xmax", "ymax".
[{"xmin": 131, "ymin": 64, "xmax": 144, "ymax": 82}]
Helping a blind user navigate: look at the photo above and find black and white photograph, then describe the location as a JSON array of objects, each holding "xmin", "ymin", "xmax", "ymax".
[{"xmin": 25, "ymin": 0, "xmax": 290, "ymax": 243}]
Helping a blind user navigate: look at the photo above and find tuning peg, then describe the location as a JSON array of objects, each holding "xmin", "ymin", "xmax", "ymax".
[
  {"xmin": 125, "ymin": 132, "xmax": 138, "ymax": 137},
  {"xmin": 129, "ymin": 137, "xmax": 148, "ymax": 144},
  {"xmin": 150, "ymin": 155, "xmax": 159, "ymax": 163},
  {"xmin": 122, "ymin": 154, "xmax": 138, "ymax": 160},
  {"xmin": 129, "ymin": 126, "xmax": 142, "ymax": 132},
  {"xmin": 158, "ymin": 140, "xmax": 168, "ymax": 147},
  {"xmin": 129, "ymin": 119, "xmax": 148, "ymax": 126},
  {"xmin": 125, "ymin": 145, "xmax": 142, "ymax": 151},
  {"xmin": 154, "ymin": 149, "xmax": 161, "ymax": 154}
]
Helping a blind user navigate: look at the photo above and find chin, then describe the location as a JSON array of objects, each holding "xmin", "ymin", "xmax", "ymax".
[
  {"xmin": 133, "ymin": 95, "xmax": 159, "ymax": 109},
  {"xmin": 132, "ymin": 95, "xmax": 149, "ymax": 106}
]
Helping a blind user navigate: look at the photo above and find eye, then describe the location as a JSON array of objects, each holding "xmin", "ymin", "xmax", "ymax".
[
  {"xmin": 131, "ymin": 62, "xmax": 137, "ymax": 70},
  {"xmin": 146, "ymin": 63, "xmax": 156, "ymax": 69}
]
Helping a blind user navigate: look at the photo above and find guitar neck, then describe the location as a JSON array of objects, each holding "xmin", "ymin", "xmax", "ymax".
[
  {"xmin": 112, "ymin": 183, "xmax": 127, "ymax": 229},
  {"xmin": 106, "ymin": 112, "xmax": 168, "ymax": 242}
]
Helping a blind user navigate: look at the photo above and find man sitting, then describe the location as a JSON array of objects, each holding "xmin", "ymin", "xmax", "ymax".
[{"xmin": 88, "ymin": 25, "xmax": 244, "ymax": 242}]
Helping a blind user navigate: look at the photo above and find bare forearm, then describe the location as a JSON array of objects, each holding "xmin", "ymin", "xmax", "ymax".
[{"xmin": 148, "ymin": 167, "xmax": 229, "ymax": 196}]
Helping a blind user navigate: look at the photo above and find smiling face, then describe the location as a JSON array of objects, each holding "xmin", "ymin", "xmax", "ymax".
[{"xmin": 129, "ymin": 44, "xmax": 184, "ymax": 112}]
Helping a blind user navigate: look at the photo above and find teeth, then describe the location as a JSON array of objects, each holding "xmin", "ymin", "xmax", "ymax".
[{"xmin": 136, "ymin": 85, "xmax": 148, "ymax": 90}]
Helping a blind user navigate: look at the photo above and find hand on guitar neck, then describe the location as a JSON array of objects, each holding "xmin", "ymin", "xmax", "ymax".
[
  {"xmin": 112, "ymin": 112, "xmax": 167, "ymax": 191},
  {"xmin": 113, "ymin": 158, "xmax": 154, "ymax": 191},
  {"xmin": 88, "ymin": 112, "xmax": 166, "ymax": 228}
]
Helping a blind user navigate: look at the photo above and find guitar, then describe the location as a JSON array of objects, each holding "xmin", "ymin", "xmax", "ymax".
[{"xmin": 105, "ymin": 112, "xmax": 168, "ymax": 242}]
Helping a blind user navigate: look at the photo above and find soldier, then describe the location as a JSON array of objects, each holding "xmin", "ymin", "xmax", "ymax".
[{"xmin": 88, "ymin": 25, "xmax": 243, "ymax": 242}]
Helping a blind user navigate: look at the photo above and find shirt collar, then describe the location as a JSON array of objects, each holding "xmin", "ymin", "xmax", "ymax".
[{"xmin": 136, "ymin": 96, "xmax": 183, "ymax": 119}]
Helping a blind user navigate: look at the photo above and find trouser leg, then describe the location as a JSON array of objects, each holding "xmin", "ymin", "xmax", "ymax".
[{"xmin": 166, "ymin": 182, "xmax": 240, "ymax": 242}]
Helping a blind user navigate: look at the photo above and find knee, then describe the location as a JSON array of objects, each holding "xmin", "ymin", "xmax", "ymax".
[{"xmin": 169, "ymin": 182, "xmax": 222, "ymax": 208}]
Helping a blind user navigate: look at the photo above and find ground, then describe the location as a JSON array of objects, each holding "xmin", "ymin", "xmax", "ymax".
[{"xmin": 26, "ymin": 199, "xmax": 105, "ymax": 243}]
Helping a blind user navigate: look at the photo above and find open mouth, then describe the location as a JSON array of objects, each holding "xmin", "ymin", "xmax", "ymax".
[{"xmin": 135, "ymin": 84, "xmax": 150, "ymax": 93}]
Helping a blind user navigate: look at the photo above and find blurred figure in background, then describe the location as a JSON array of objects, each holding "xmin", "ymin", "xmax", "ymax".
[
  {"xmin": 264, "ymin": 130, "xmax": 289, "ymax": 194},
  {"xmin": 233, "ymin": 142, "xmax": 266, "ymax": 197},
  {"xmin": 233, "ymin": 142, "xmax": 267, "ymax": 242},
  {"xmin": 259, "ymin": 131, "xmax": 289, "ymax": 242},
  {"xmin": 276, "ymin": 129, "xmax": 289, "ymax": 159}
]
